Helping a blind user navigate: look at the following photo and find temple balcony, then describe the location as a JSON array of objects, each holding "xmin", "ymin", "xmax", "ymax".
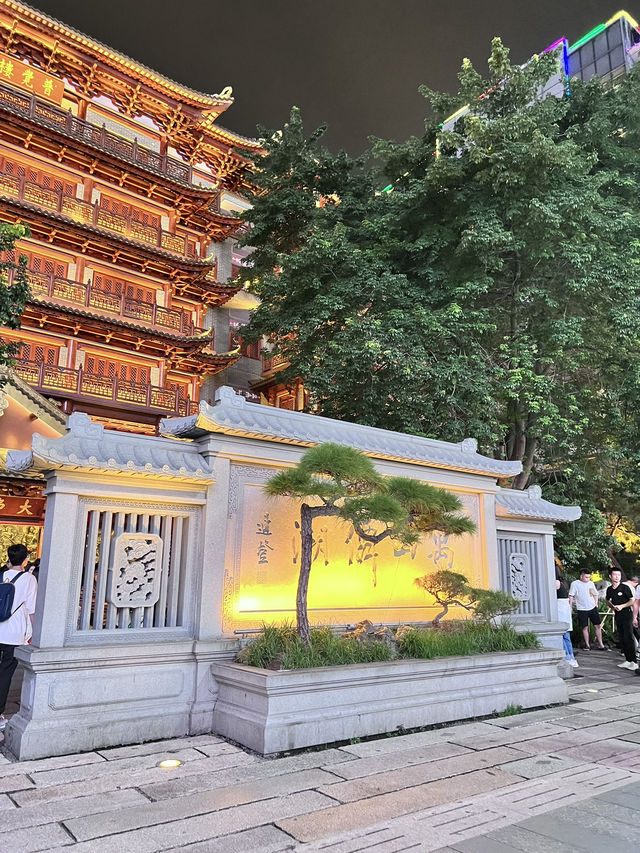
[
  {"xmin": 13, "ymin": 360, "xmax": 199, "ymax": 418},
  {"xmin": 16, "ymin": 268, "xmax": 208, "ymax": 339},
  {"xmin": 0, "ymin": 82, "xmax": 202, "ymax": 189},
  {"xmin": 0, "ymin": 168, "xmax": 198, "ymax": 258}
]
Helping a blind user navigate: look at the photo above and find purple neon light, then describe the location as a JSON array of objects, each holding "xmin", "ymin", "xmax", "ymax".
[{"xmin": 542, "ymin": 37, "xmax": 567, "ymax": 54}]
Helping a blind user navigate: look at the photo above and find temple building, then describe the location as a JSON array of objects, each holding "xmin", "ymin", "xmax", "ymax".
[{"xmin": 0, "ymin": 0, "xmax": 261, "ymax": 551}]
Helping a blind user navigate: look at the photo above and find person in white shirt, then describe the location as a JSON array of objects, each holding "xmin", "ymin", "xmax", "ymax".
[
  {"xmin": 569, "ymin": 570, "xmax": 606, "ymax": 651},
  {"xmin": 0, "ymin": 543, "xmax": 37, "ymax": 731},
  {"xmin": 632, "ymin": 580, "xmax": 640, "ymax": 676}
]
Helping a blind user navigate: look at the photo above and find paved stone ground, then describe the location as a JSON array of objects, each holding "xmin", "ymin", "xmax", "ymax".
[{"xmin": 0, "ymin": 646, "xmax": 638, "ymax": 852}]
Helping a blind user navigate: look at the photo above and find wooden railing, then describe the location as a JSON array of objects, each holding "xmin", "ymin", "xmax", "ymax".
[
  {"xmin": 261, "ymin": 352, "xmax": 289, "ymax": 373},
  {"xmin": 0, "ymin": 81, "xmax": 197, "ymax": 186},
  {"xmin": 14, "ymin": 360, "xmax": 199, "ymax": 417},
  {"xmin": 20, "ymin": 268, "xmax": 208, "ymax": 339},
  {"xmin": 0, "ymin": 169, "xmax": 198, "ymax": 258}
]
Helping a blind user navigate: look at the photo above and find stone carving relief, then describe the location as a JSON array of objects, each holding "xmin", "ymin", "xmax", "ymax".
[
  {"xmin": 108, "ymin": 533, "xmax": 163, "ymax": 608},
  {"xmin": 509, "ymin": 552, "xmax": 530, "ymax": 601}
]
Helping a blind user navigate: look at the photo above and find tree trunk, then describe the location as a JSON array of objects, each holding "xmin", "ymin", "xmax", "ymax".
[
  {"xmin": 297, "ymin": 503, "xmax": 314, "ymax": 645},
  {"xmin": 296, "ymin": 503, "xmax": 339, "ymax": 645}
]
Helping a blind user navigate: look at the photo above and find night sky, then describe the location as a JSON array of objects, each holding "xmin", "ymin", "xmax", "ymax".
[{"xmin": 30, "ymin": 1, "xmax": 626, "ymax": 153}]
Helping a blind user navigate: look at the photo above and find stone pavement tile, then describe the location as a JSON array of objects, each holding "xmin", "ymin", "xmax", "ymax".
[
  {"xmin": 0, "ymin": 773, "xmax": 34, "ymax": 793},
  {"xmin": 595, "ymin": 780, "xmax": 640, "ymax": 809},
  {"xmin": 517, "ymin": 813, "xmax": 638, "ymax": 852},
  {"xmin": 96, "ymin": 734, "xmax": 224, "ymax": 760},
  {"xmin": 338, "ymin": 723, "xmax": 499, "ymax": 758},
  {"xmin": 30, "ymin": 746, "xmax": 206, "ymax": 787},
  {"xmin": 141, "ymin": 748, "xmax": 354, "ymax": 801},
  {"xmin": 13, "ymin": 749, "xmax": 257, "ymax": 807},
  {"xmin": 170, "ymin": 825, "xmax": 295, "ymax": 852},
  {"xmin": 1, "ymin": 786, "xmax": 148, "ymax": 831},
  {"xmin": 298, "ymin": 825, "xmax": 428, "ymax": 853},
  {"xmin": 324, "ymin": 742, "xmax": 473, "ymax": 781},
  {"xmin": 486, "ymin": 825, "xmax": 584, "ymax": 853},
  {"xmin": 0, "ymin": 792, "xmax": 15, "ymax": 809},
  {"xmin": 495, "ymin": 754, "xmax": 580, "ymax": 779},
  {"xmin": 550, "ymin": 800, "xmax": 640, "ymax": 849},
  {"xmin": 484, "ymin": 707, "xmax": 583, "ymax": 729},
  {"xmin": 318, "ymin": 747, "xmax": 526, "ymax": 803},
  {"xmin": 442, "ymin": 838, "xmax": 522, "ymax": 852},
  {"xmin": 0, "ymin": 749, "xmax": 106, "ymax": 778},
  {"xmin": 598, "ymin": 746, "xmax": 640, "ymax": 771},
  {"xmin": 63, "ymin": 790, "xmax": 334, "ymax": 853},
  {"xmin": 548, "ymin": 737, "xmax": 640, "ymax": 762},
  {"xmin": 449, "ymin": 723, "xmax": 571, "ymax": 751},
  {"xmin": 569, "ymin": 798, "xmax": 639, "ymax": 828},
  {"xmin": 617, "ymin": 729, "xmax": 640, "ymax": 744},
  {"xmin": 64, "ymin": 767, "xmax": 338, "ymax": 841},
  {"xmin": 276, "ymin": 768, "xmax": 522, "ymax": 843},
  {"xmin": 4, "ymin": 823, "xmax": 71, "ymax": 852}
]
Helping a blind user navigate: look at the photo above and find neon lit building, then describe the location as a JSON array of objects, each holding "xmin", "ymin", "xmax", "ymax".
[{"xmin": 0, "ymin": 0, "xmax": 260, "ymax": 551}]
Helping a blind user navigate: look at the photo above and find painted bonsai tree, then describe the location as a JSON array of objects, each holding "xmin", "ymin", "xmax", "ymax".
[
  {"xmin": 265, "ymin": 443, "xmax": 476, "ymax": 644},
  {"xmin": 414, "ymin": 569, "xmax": 520, "ymax": 625}
]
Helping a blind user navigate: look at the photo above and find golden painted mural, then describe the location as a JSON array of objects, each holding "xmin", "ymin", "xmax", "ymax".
[{"xmin": 223, "ymin": 465, "xmax": 486, "ymax": 632}]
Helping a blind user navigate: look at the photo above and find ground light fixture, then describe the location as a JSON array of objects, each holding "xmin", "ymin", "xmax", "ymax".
[{"xmin": 157, "ymin": 758, "xmax": 182, "ymax": 768}]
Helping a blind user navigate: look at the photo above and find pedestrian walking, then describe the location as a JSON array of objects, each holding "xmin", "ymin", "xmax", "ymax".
[
  {"xmin": 606, "ymin": 569, "xmax": 637, "ymax": 670},
  {"xmin": 0, "ymin": 543, "xmax": 37, "ymax": 731},
  {"xmin": 569, "ymin": 570, "xmax": 607, "ymax": 651},
  {"xmin": 556, "ymin": 568, "xmax": 578, "ymax": 667}
]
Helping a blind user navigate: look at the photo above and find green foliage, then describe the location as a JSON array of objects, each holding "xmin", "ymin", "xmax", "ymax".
[
  {"xmin": 0, "ymin": 222, "xmax": 30, "ymax": 377},
  {"xmin": 472, "ymin": 589, "xmax": 521, "ymax": 625},
  {"xmin": 241, "ymin": 45, "xmax": 640, "ymax": 571},
  {"xmin": 242, "ymin": 621, "xmax": 540, "ymax": 670},
  {"xmin": 414, "ymin": 569, "xmax": 520, "ymax": 625},
  {"xmin": 244, "ymin": 624, "xmax": 393, "ymax": 669},
  {"xmin": 396, "ymin": 621, "xmax": 539, "ymax": 659},
  {"xmin": 494, "ymin": 704, "xmax": 523, "ymax": 717}
]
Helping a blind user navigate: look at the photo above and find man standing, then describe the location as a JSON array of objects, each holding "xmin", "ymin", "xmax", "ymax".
[
  {"xmin": 606, "ymin": 569, "xmax": 637, "ymax": 671},
  {"xmin": 0, "ymin": 543, "xmax": 37, "ymax": 731},
  {"xmin": 569, "ymin": 570, "xmax": 607, "ymax": 651}
]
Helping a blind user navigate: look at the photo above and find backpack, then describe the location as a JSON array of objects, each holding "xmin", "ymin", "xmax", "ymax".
[{"xmin": 0, "ymin": 569, "xmax": 27, "ymax": 622}]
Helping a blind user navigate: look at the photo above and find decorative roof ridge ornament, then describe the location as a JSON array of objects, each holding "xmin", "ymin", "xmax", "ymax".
[
  {"xmin": 6, "ymin": 411, "xmax": 212, "ymax": 482},
  {"xmin": 495, "ymin": 484, "xmax": 581, "ymax": 523},
  {"xmin": 160, "ymin": 386, "xmax": 523, "ymax": 478}
]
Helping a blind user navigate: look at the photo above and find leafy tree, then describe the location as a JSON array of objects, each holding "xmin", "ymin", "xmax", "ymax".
[
  {"xmin": 0, "ymin": 222, "xmax": 30, "ymax": 379},
  {"xmin": 265, "ymin": 443, "xmax": 475, "ymax": 643},
  {"xmin": 240, "ymin": 45, "xmax": 640, "ymax": 571},
  {"xmin": 414, "ymin": 569, "xmax": 519, "ymax": 625}
]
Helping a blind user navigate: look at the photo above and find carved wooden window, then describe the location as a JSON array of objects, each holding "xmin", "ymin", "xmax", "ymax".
[
  {"xmin": 93, "ymin": 273, "xmax": 154, "ymax": 305},
  {"xmin": 21, "ymin": 249, "xmax": 67, "ymax": 278},
  {"xmin": 19, "ymin": 340, "xmax": 58, "ymax": 365},
  {"xmin": 167, "ymin": 379, "xmax": 189, "ymax": 399},
  {"xmin": 99, "ymin": 194, "xmax": 160, "ymax": 227},
  {"xmin": 83, "ymin": 354, "xmax": 148, "ymax": 385},
  {"xmin": 0, "ymin": 156, "xmax": 74, "ymax": 196}
]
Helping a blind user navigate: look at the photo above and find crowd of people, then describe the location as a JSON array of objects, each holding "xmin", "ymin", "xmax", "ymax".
[{"xmin": 557, "ymin": 567, "xmax": 640, "ymax": 673}]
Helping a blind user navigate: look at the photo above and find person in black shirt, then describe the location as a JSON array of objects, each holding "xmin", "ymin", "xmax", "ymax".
[{"xmin": 606, "ymin": 569, "xmax": 637, "ymax": 671}]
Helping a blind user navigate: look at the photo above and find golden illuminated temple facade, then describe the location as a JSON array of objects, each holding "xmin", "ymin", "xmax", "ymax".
[{"xmin": 0, "ymin": 0, "xmax": 263, "ymax": 548}]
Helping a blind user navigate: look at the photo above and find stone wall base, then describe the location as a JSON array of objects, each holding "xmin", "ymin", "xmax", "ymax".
[{"xmin": 212, "ymin": 648, "xmax": 567, "ymax": 755}]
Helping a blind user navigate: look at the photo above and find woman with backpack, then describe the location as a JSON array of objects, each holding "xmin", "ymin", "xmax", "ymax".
[{"xmin": 0, "ymin": 543, "xmax": 37, "ymax": 732}]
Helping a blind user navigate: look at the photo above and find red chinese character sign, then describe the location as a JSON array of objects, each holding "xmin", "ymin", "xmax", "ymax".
[{"xmin": 0, "ymin": 52, "xmax": 65, "ymax": 105}]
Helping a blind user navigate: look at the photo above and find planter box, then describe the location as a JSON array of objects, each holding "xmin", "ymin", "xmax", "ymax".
[{"xmin": 211, "ymin": 648, "xmax": 567, "ymax": 755}]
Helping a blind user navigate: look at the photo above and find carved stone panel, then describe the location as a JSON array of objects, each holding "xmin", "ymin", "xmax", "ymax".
[
  {"xmin": 509, "ymin": 552, "xmax": 530, "ymax": 601},
  {"xmin": 108, "ymin": 533, "xmax": 163, "ymax": 608}
]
